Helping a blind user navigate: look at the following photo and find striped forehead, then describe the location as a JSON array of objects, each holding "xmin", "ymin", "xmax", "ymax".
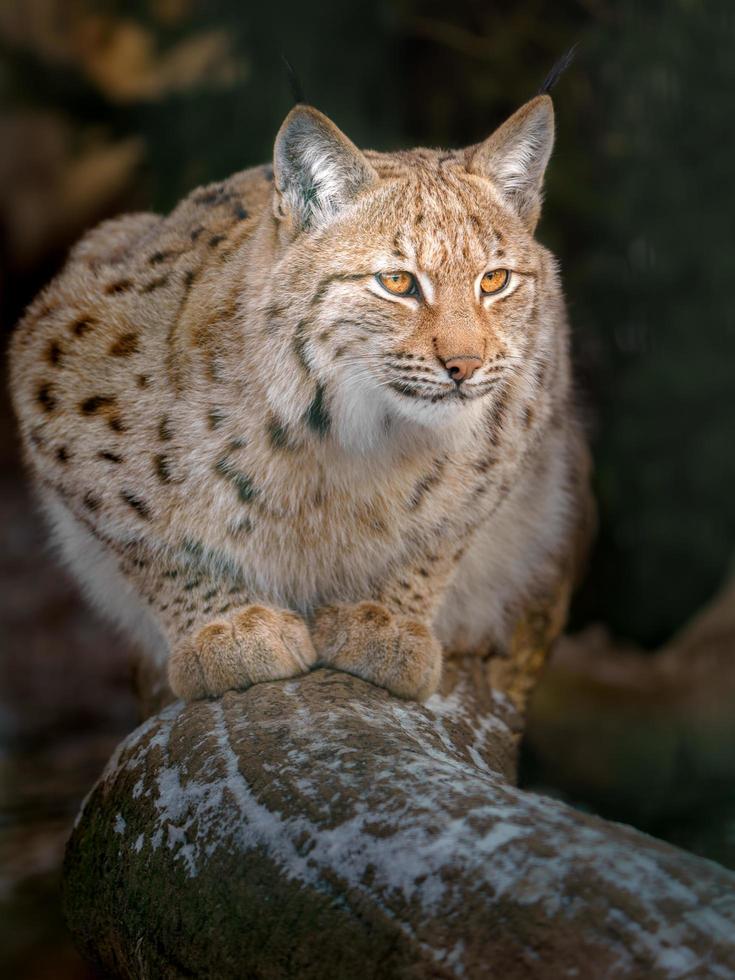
[{"xmin": 389, "ymin": 171, "xmax": 501, "ymax": 275}]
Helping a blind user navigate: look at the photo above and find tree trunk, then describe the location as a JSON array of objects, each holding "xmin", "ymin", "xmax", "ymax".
[{"xmin": 63, "ymin": 655, "xmax": 735, "ymax": 978}]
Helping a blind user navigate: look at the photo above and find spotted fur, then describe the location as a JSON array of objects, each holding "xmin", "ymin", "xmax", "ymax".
[{"xmin": 9, "ymin": 96, "xmax": 593, "ymax": 703}]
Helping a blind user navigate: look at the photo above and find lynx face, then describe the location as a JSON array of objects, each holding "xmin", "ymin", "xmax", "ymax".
[{"xmin": 268, "ymin": 98, "xmax": 555, "ymax": 448}]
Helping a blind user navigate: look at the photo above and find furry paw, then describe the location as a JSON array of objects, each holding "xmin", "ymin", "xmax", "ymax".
[
  {"xmin": 311, "ymin": 601, "xmax": 442, "ymax": 701},
  {"xmin": 168, "ymin": 605, "xmax": 317, "ymax": 700}
]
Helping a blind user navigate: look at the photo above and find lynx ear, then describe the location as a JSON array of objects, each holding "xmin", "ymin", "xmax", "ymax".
[
  {"xmin": 273, "ymin": 106, "xmax": 377, "ymax": 231},
  {"xmin": 467, "ymin": 95, "xmax": 555, "ymax": 232}
]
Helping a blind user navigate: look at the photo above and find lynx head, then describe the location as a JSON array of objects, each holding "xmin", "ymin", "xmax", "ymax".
[{"xmin": 265, "ymin": 96, "xmax": 558, "ymax": 452}]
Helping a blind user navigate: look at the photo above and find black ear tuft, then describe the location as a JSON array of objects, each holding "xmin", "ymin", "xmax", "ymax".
[
  {"xmin": 538, "ymin": 43, "xmax": 579, "ymax": 95},
  {"xmin": 281, "ymin": 54, "xmax": 307, "ymax": 106}
]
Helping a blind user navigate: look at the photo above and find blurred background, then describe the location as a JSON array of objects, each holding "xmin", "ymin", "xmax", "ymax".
[{"xmin": 1, "ymin": 1, "xmax": 734, "ymax": 976}]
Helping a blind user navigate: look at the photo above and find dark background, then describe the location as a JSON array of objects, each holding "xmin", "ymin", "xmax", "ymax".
[{"xmin": 1, "ymin": 1, "xmax": 734, "ymax": 977}]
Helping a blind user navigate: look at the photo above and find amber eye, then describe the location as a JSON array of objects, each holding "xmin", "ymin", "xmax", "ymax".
[
  {"xmin": 480, "ymin": 269, "xmax": 510, "ymax": 295},
  {"xmin": 377, "ymin": 271, "xmax": 418, "ymax": 297}
]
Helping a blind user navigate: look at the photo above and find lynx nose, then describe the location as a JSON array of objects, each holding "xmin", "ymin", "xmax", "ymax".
[{"xmin": 443, "ymin": 356, "xmax": 482, "ymax": 384}]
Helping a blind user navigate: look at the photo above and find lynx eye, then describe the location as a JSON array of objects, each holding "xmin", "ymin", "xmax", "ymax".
[
  {"xmin": 480, "ymin": 269, "xmax": 510, "ymax": 295},
  {"xmin": 377, "ymin": 271, "xmax": 417, "ymax": 297}
]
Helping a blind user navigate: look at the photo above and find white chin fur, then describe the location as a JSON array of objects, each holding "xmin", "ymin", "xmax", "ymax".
[
  {"xmin": 331, "ymin": 370, "xmax": 485, "ymax": 455},
  {"xmin": 385, "ymin": 388, "xmax": 485, "ymax": 428}
]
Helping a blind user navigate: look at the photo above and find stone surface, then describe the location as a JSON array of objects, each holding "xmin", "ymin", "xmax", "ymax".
[{"xmin": 64, "ymin": 665, "xmax": 735, "ymax": 979}]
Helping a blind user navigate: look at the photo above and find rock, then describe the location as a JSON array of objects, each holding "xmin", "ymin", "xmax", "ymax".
[{"xmin": 64, "ymin": 665, "xmax": 735, "ymax": 979}]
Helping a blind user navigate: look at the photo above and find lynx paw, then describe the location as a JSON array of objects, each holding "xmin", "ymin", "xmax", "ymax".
[
  {"xmin": 311, "ymin": 601, "xmax": 442, "ymax": 701},
  {"xmin": 168, "ymin": 605, "xmax": 316, "ymax": 700}
]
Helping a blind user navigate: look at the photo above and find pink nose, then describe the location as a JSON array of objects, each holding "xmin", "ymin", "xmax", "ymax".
[{"xmin": 443, "ymin": 356, "xmax": 482, "ymax": 383}]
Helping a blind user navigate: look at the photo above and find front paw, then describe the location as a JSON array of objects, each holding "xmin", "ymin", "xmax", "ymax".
[
  {"xmin": 168, "ymin": 605, "xmax": 316, "ymax": 700},
  {"xmin": 311, "ymin": 601, "xmax": 442, "ymax": 701}
]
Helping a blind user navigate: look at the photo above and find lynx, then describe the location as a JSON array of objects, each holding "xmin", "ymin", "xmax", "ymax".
[{"xmin": 10, "ymin": 95, "xmax": 591, "ymax": 706}]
